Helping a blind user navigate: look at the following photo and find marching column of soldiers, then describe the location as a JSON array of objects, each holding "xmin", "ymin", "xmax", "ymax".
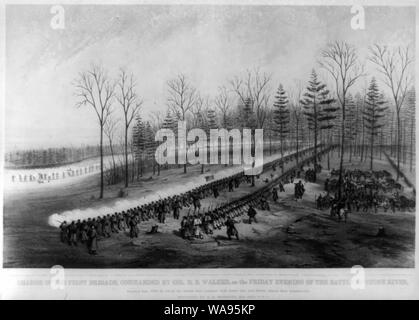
[{"xmin": 59, "ymin": 145, "xmax": 336, "ymax": 254}]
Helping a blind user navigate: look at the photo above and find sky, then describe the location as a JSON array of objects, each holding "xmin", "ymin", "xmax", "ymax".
[{"xmin": 4, "ymin": 5, "xmax": 415, "ymax": 150}]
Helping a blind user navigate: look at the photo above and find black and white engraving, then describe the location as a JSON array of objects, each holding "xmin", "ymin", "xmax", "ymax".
[{"xmin": 2, "ymin": 4, "xmax": 416, "ymax": 270}]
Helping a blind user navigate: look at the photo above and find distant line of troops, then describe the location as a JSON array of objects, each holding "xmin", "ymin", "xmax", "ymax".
[
  {"xmin": 59, "ymin": 145, "xmax": 336, "ymax": 254},
  {"xmin": 11, "ymin": 165, "xmax": 101, "ymax": 183}
]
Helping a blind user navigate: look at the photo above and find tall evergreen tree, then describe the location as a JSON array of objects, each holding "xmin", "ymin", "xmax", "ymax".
[
  {"xmin": 300, "ymin": 69, "xmax": 334, "ymax": 181},
  {"xmin": 344, "ymin": 94, "xmax": 357, "ymax": 162},
  {"xmin": 206, "ymin": 108, "xmax": 218, "ymax": 132},
  {"xmin": 132, "ymin": 115, "xmax": 146, "ymax": 177},
  {"xmin": 200, "ymin": 108, "xmax": 218, "ymax": 173},
  {"xmin": 273, "ymin": 84, "xmax": 290, "ymax": 170},
  {"xmin": 162, "ymin": 110, "xmax": 176, "ymax": 132},
  {"xmin": 240, "ymin": 97, "xmax": 256, "ymax": 130},
  {"xmin": 159, "ymin": 110, "xmax": 176, "ymax": 170},
  {"xmin": 363, "ymin": 78, "xmax": 387, "ymax": 170},
  {"xmin": 405, "ymin": 88, "xmax": 415, "ymax": 171},
  {"xmin": 318, "ymin": 91, "xmax": 337, "ymax": 170}
]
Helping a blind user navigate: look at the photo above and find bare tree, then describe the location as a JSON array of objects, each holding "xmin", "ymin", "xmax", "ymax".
[
  {"xmin": 104, "ymin": 115, "xmax": 120, "ymax": 184},
  {"xmin": 190, "ymin": 93, "xmax": 206, "ymax": 128},
  {"xmin": 167, "ymin": 74, "xmax": 197, "ymax": 173},
  {"xmin": 149, "ymin": 109, "xmax": 164, "ymax": 129},
  {"xmin": 369, "ymin": 44, "xmax": 413, "ymax": 179},
  {"xmin": 116, "ymin": 69, "xmax": 143, "ymax": 188},
  {"xmin": 74, "ymin": 64, "xmax": 114, "ymax": 199},
  {"xmin": 320, "ymin": 41, "xmax": 364, "ymax": 198},
  {"xmin": 230, "ymin": 67, "xmax": 271, "ymax": 128},
  {"xmin": 167, "ymin": 74, "xmax": 197, "ymax": 121},
  {"xmin": 215, "ymin": 86, "xmax": 232, "ymax": 128}
]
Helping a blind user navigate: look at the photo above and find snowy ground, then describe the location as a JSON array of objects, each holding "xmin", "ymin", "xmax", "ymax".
[
  {"xmin": 2, "ymin": 149, "xmax": 415, "ymax": 268},
  {"xmin": 46, "ymin": 147, "xmax": 309, "ymax": 228}
]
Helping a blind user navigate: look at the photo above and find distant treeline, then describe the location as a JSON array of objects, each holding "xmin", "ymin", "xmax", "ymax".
[{"xmin": 5, "ymin": 145, "xmax": 124, "ymax": 169}]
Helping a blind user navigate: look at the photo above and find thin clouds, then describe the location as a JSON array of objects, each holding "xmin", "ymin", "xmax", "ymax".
[{"xmin": 5, "ymin": 5, "xmax": 415, "ymax": 150}]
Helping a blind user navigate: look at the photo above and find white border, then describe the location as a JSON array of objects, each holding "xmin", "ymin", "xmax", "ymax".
[{"xmin": 0, "ymin": 0, "xmax": 418, "ymax": 300}]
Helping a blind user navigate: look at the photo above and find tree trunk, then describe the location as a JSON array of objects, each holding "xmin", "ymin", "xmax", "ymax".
[
  {"xmin": 313, "ymin": 104, "xmax": 318, "ymax": 182},
  {"xmin": 410, "ymin": 116, "xmax": 414, "ymax": 172},
  {"xmin": 124, "ymin": 126, "xmax": 129, "ymax": 187},
  {"xmin": 402, "ymin": 122, "xmax": 407, "ymax": 164},
  {"xmin": 109, "ymin": 143, "xmax": 116, "ymax": 184},
  {"xmin": 100, "ymin": 126, "xmax": 104, "ymax": 199},
  {"xmin": 370, "ymin": 131, "xmax": 374, "ymax": 171},
  {"xmin": 269, "ymin": 130, "xmax": 272, "ymax": 156},
  {"xmin": 396, "ymin": 112, "xmax": 401, "ymax": 180},
  {"xmin": 327, "ymin": 132, "xmax": 331, "ymax": 170},
  {"xmin": 338, "ymin": 100, "xmax": 346, "ymax": 200},
  {"xmin": 379, "ymin": 128, "xmax": 383, "ymax": 160},
  {"xmin": 280, "ymin": 136, "xmax": 284, "ymax": 173},
  {"xmin": 296, "ymin": 119, "xmax": 299, "ymax": 166},
  {"xmin": 361, "ymin": 117, "xmax": 365, "ymax": 162}
]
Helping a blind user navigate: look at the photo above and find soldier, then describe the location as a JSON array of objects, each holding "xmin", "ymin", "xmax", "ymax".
[
  {"xmin": 372, "ymin": 196, "xmax": 379, "ymax": 213},
  {"xmin": 102, "ymin": 215, "xmax": 111, "ymax": 238},
  {"xmin": 382, "ymin": 198, "xmax": 390, "ymax": 213},
  {"xmin": 80, "ymin": 221, "xmax": 89, "ymax": 244},
  {"xmin": 88, "ymin": 226, "xmax": 98, "ymax": 255},
  {"xmin": 260, "ymin": 197, "xmax": 270, "ymax": 211},
  {"xmin": 110, "ymin": 214, "xmax": 118, "ymax": 233},
  {"xmin": 278, "ymin": 181, "xmax": 285, "ymax": 192},
  {"xmin": 68, "ymin": 221, "xmax": 78, "ymax": 246},
  {"xmin": 234, "ymin": 177, "xmax": 240, "ymax": 188},
  {"xmin": 316, "ymin": 194, "xmax": 323, "ymax": 209},
  {"xmin": 228, "ymin": 179, "xmax": 234, "ymax": 192},
  {"xmin": 272, "ymin": 187, "xmax": 279, "ymax": 202},
  {"xmin": 193, "ymin": 214, "xmax": 204, "ymax": 239},
  {"xmin": 343, "ymin": 208, "xmax": 348, "ymax": 223},
  {"xmin": 247, "ymin": 205, "xmax": 257, "ymax": 224},
  {"xmin": 324, "ymin": 178, "xmax": 330, "ymax": 193},
  {"xmin": 93, "ymin": 218, "xmax": 102, "ymax": 237},
  {"xmin": 330, "ymin": 203, "xmax": 338, "ymax": 218},
  {"xmin": 173, "ymin": 199, "xmax": 181, "ymax": 220},
  {"xmin": 118, "ymin": 213, "xmax": 126, "ymax": 230},
  {"xmin": 180, "ymin": 216, "xmax": 189, "ymax": 238},
  {"xmin": 129, "ymin": 218, "xmax": 139, "ymax": 238},
  {"xmin": 294, "ymin": 182, "xmax": 300, "ymax": 200},
  {"xmin": 212, "ymin": 185, "xmax": 219, "ymax": 198},
  {"xmin": 297, "ymin": 181, "xmax": 305, "ymax": 199},
  {"xmin": 226, "ymin": 217, "xmax": 239, "ymax": 240},
  {"xmin": 158, "ymin": 202, "xmax": 166, "ymax": 223},
  {"xmin": 193, "ymin": 194, "xmax": 201, "ymax": 213},
  {"xmin": 202, "ymin": 212, "xmax": 213, "ymax": 234},
  {"xmin": 59, "ymin": 221, "xmax": 69, "ymax": 243},
  {"xmin": 389, "ymin": 197, "xmax": 396, "ymax": 213}
]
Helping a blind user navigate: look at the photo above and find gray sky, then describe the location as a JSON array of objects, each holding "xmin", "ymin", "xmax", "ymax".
[{"xmin": 5, "ymin": 5, "xmax": 415, "ymax": 150}]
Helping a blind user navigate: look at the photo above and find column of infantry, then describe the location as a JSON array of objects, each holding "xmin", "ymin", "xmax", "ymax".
[{"xmin": 59, "ymin": 145, "xmax": 336, "ymax": 254}]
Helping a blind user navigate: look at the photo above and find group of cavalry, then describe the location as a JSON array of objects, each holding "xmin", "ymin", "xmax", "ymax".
[{"xmin": 316, "ymin": 168, "xmax": 415, "ymax": 221}]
